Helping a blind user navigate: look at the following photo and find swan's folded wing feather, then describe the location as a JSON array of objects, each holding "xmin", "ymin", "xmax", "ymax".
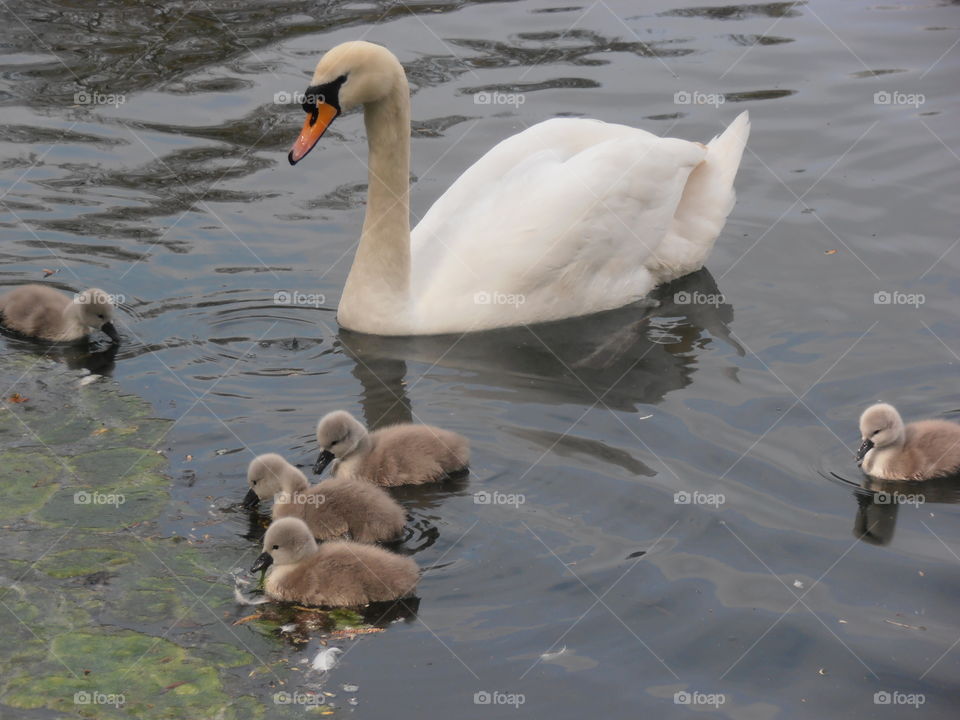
[
  {"xmin": 409, "ymin": 129, "xmax": 705, "ymax": 330},
  {"xmin": 412, "ymin": 118, "xmax": 648, "ymax": 258}
]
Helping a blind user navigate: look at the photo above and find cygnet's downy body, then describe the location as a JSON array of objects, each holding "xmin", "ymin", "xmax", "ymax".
[
  {"xmin": 857, "ymin": 403, "xmax": 960, "ymax": 481},
  {"xmin": 244, "ymin": 453, "xmax": 405, "ymax": 543},
  {"xmin": 251, "ymin": 517, "xmax": 419, "ymax": 606},
  {"xmin": 0, "ymin": 285, "xmax": 119, "ymax": 342},
  {"xmin": 314, "ymin": 410, "xmax": 469, "ymax": 486}
]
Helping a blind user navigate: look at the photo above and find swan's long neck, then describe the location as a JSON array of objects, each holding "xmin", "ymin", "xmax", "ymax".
[{"xmin": 339, "ymin": 74, "xmax": 411, "ymax": 331}]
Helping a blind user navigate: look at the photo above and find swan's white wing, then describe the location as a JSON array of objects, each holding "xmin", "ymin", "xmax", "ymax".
[{"xmin": 409, "ymin": 119, "xmax": 705, "ymax": 333}]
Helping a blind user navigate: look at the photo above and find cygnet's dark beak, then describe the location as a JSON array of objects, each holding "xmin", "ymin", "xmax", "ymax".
[
  {"xmin": 101, "ymin": 321, "xmax": 120, "ymax": 343},
  {"xmin": 242, "ymin": 488, "xmax": 260, "ymax": 510},
  {"xmin": 250, "ymin": 552, "xmax": 273, "ymax": 573},
  {"xmin": 856, "ymin": 438, "xmax": 874, "ymax": 465},
  {"xmin": 313, "ymin": 449, "xmax": 335, "ymax": 475}
]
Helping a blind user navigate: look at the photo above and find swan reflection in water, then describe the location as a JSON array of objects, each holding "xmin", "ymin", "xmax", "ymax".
[
  {"xmin": 851, "ymin": 474, "xmax": 960, "ymax": 546},
  {"xmin": 0, "ymin": 331, "xmax": 119, "ymax": 376},
  {"xmin": 336, "ymin": 268, "xmax": 740, "ymax": 428}
]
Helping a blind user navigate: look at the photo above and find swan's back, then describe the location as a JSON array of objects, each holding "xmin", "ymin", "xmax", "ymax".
[{"xmin": 407, "ymin": 114, "xmax": 748, "ymax": 334}]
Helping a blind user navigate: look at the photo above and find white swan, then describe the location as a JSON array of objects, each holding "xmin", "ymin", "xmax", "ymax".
[{"xmin": 288, "ymin": 41, "xmax": 750, "ymax": 336}]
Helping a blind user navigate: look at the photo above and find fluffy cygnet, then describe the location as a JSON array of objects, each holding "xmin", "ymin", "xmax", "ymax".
[
  {"xmin": 314, "ymin": 410, "xmax": 469, "ymax": 486},
  {"xmin": 857, "ymin": 403, "xmax": 960, "ymax": 480},
  {"xmin": 250, "ymin": 517, "xmax": 419, "ymax": 606},
  {"xmin": 0, "ymin": 285, "xmax": 119, "ymax": 342},
  {"xmin": 243, "ymin": 453, "xmax": 405, "ymax": 543}
]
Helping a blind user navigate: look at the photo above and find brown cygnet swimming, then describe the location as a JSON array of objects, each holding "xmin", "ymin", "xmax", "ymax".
[
  {"xmin": 314, "ymin": 410, "xmax": 469, "ymax": 486},
  {"xmin": 857, "ymin": 403, "xmax": 960, "ymax": 480},
  {"xmin": 250, "ymin": 517, "xmax": 419, "ymax": 606},
  {"xmin": 243, "ymin": 453, "xmax": 405, "ymax": 543}
]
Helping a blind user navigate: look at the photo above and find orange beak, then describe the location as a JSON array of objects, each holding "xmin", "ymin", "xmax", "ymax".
[{"xmin": 288, "ymin": 102, "xmax": 338, "ymax": 165}]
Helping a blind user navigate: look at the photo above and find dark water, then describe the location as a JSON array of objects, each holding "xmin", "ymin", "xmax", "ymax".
[{"xmin": 2, "ymin": 0, "xmax": 960, "ymax": 717}]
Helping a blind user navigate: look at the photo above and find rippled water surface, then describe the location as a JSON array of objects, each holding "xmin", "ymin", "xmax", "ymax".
[{"xmin": 2, "ymin": 0, "xmax": 960, "ymax": 717}]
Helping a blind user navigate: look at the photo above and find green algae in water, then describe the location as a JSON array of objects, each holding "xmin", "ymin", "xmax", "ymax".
[
  {"xmin": 0, "ymin": 450, "xmax": 61, "ymax": 521},
  {"xmin": 69, "ymin": 446, "xmax": 167, "ymax": 487},
  {"xmin": 37, "ymin": 547, "xmax": 136, "ymax": 578},
  {"xmin": 2, "ymin": 629, "xmax": 253, "ymax": 718},
  {"xmin": 36, "ymin": 483, "xmax": 170, "ymax": 530},
  {"xmin": 327, "ymin": 608, "xmax": 366, "ymax": 630},
  {"xmin": 0, "ymin": 364, "xmax": 265, "ymax": 720}
]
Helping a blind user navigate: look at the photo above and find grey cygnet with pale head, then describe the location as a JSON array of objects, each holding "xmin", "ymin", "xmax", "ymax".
[
  {"xmin": 250, "ymin": 517, "xmax": 419, "ymax": 606},
  {"xmin": 0, "ymin": 285, "xmax": 119, "ymax": 342},
  {"xmin": 314, "ymin": 409, "xmax": 470, "ymax": 486},
  {"xmin": 243, "ymin": 453, "xmax": 405, "ymax": 543},
  {"xmin": 857, "ymin": 403, "xmax": 960, "ymax": 480}
]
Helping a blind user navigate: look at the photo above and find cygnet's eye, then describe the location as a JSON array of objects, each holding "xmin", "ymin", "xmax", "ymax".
[
  {"xmin": 272, "ymin": 544, "xmax": 279, "ymax": 550},
  {"xmin": 871, "ymin": 429, "xmax": 880, "ymax": 436},
  {"xmin": 252, "ymin": 479, "xmax": 257, "ymax": 485},
  {"xmin": 97, "ymin": 313, "xmax": 104, "ymax": 319},
  {"xmin": 330, "ymin": 440, "xmax": 338, "ymax": 447}
]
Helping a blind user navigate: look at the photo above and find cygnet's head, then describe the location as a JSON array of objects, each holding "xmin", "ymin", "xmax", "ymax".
[
  {"xmin": 314, "ymin": 410, "xmax": 368, "ymax": 474},
  {"xmin": 251, "ymin": 518, "xmax": 318, "ymax": 572},
  {"xmin": 857, "ymin": 403, "xmax": 906, "ymax": 464},
  {"xmin": 288, "ymin": 41, "xmax": 405, "ymax": 165},
  {"xmin": 72, "ymin": 288, "xmax": 119, "ymax": 342},
  {"xmin": 243, "ymin": 453, "xmax": 307, "ymax": 509}
]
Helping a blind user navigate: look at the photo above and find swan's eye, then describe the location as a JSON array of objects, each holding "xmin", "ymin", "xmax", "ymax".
[
  {"xmin": 871, "ymin": 430, "xmax": 880, "ymax": 436},
  {"xmin": 330, "ymin": 440, "xmax": 338, "ymax": 447},
  {"xmin": 272, "ymin": 544, "xmax": 279, "ymax": 550},
  {"xmin": 251, "ymin": 479, "xmax": 257, "ymax": 485},
  {"xmin": 337, "ymin": 74, "xmax": 347, "ymax": 84},
  {"xmin": 97, "ymin": 313, "xmax": 104, "ymax": 319}
]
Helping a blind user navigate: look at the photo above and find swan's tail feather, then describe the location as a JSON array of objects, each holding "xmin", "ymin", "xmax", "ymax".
[
  {"xmin": 701, "ymin": 110, "xmax": 750, "ymax": 216},
  {"xmin": 654, "ymin": 111, "xmax": 750, "ymax": 279}
]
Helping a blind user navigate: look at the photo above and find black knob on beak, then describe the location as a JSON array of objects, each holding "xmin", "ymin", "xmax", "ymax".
[
  {"xmin": 242, "ymin": 488, "xmax": 260, "ymax": 510},
  {"xmin": 313, "ymin": 449, "xmax": 335, "ymax": 475},
  {"xmin": 101, "ymin": 321, "xmax": 120, "ymax": 343},
  {"xmin": 856, "ymin": 438, "xmax": 874, "ymax": 465},
  {"xmin": 250, "ymin": 552, "xmax": 273, "ymax": 573}
]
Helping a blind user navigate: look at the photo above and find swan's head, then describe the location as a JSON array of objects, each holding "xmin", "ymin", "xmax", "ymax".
[
  {"xmin": 251, "ymin": 517, "xmax": 317, "ymax": 572},
  {"xmin": 288, "ymin": 41, "xmax": 405, "ymax": 165},
  {"xmin": 243, "ymin": 453, "xmax": 307, "ymax": 509},
  {"xmin": 72, "ymin": 288, "xmax": 119, "ymax": 342},
  {"xmin": 857, "ymin": 403, "xmax": 905, "ymax": 464},
  {"xmin": 314, "ymin": 410, "xmax": 368, "ymax": 474}
]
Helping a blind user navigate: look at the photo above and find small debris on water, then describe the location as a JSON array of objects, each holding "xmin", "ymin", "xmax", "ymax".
[{"xmin": 311, "ymin": 647, "xmax": 343, "ymax": 672}]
